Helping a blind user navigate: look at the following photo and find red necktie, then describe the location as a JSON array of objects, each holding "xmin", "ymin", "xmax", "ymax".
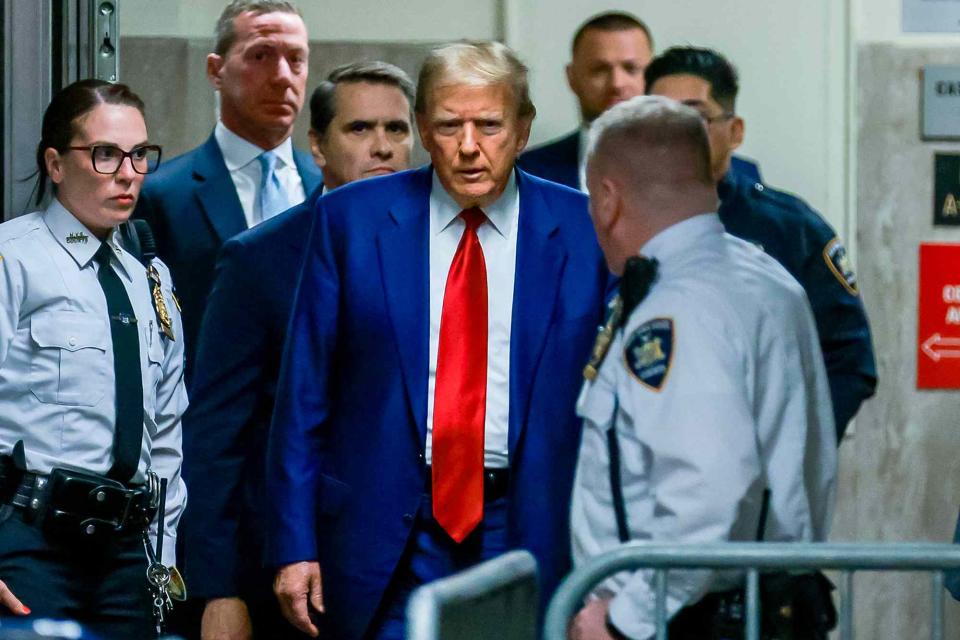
[{"xmin": 432, "ymin": 207, "xmax": 488, "ymax": 542}]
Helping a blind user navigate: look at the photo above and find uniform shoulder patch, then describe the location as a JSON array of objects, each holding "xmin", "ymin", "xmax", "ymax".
[
  {"xmin": 822, "ymin": 237, "xmax": 858, "ymax": 296},
  {"xmin": 623, "ymin": 317, "xmax": 674, "ymax": 391}
]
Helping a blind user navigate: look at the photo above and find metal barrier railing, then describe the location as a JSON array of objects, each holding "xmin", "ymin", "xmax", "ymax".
[
  {"xmin": 544, "ymin": 542, "xmax": 960, "ymax": 640},
  {"xmin": 407, "ymin": 549, "xmax": 539, "ymax": 640}
]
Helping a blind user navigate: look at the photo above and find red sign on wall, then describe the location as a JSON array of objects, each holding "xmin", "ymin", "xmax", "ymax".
[{"xmin": 917, "ymin": 243, "xmax": 960, "ymax": 388}]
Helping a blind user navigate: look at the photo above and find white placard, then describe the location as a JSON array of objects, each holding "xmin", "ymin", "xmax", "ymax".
[{"xmin": 903, "ymin": 0, "xmax": 960, "ymax": 32}]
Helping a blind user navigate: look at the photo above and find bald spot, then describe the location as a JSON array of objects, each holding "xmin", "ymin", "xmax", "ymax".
[{"xmin": 591, "ymin": 114, "xmax": 711, "ymax": 193}]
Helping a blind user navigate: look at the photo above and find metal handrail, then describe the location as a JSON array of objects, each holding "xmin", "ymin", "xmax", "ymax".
[
  {"xmin": 407, "ymin": 550, "xmax": 539, "ymax": 640},
  {"xmin": 544, "ymin": 542, "xmax": 960, "ymax": 640}
]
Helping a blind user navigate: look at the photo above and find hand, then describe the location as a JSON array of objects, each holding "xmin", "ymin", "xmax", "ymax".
[
  {"xmin": 274, "ymin": 561, "xmax": 324, "ymax": 638},
  {"xmin": 0, "ymin": 579, "xmax": 28, "ymax": 616},
  {"xmin": 201, "ymin": 597, "xmax": 252, "ymax": 640},
  {"xmin": 569, "ymin": 597, "xmax": 618, "ymax": 640}
]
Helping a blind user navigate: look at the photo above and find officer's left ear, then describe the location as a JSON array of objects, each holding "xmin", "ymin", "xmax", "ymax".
[{"xmin": 44, "ymin": 148, "xmax": 65, "ymax": 185}]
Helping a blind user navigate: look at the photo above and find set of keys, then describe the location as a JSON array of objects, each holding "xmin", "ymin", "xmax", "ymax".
[{"xmin": 142, "ymin": 473, "xmax": 187, "ymax": 635}]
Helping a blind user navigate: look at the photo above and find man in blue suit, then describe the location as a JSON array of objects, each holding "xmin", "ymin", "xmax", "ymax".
[
  {"xmin": 183, "ymin": 61, "xmax": 416, "ymax": 640},
  {"xmin": 268, "ymin": 42, "xmax": 609, "ymax": 640},
  {"xmin": 134, "ymin": 0, "xmax": 322, "ymax": 373},
  {"xmin": 519, "ymin": 12, "xmax": 761, "ymax": 191}
]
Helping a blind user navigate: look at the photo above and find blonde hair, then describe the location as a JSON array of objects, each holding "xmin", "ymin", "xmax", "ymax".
[{"xmin": 415, "ymin": 41, "xmax": 536, "ymax": 119}]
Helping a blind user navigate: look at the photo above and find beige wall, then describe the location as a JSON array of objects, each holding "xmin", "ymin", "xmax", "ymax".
[
  {"xmin": 120, "ymin": 0, "xmax": 499, "ymax": 41},
  {"xmin": 509, "ymin": 0, "xmax": 849, "ymax": 229}
]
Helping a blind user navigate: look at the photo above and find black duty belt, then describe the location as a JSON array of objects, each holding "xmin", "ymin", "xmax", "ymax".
[
  {"xmin": 424, "ymin": 467, "xmax": 510, "ymax": 503},
  {"xmin": 8, "ymin": 469, "xmax": 153, "ymax": 540}
]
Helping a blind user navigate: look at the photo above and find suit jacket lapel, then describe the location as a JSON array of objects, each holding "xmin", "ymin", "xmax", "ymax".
[
  {"xmin": 560, "ymin": 131, "xmax": 582, "ymax": 190},
  {"xmin": 294, "ymin": 149, "xmax": 323, "ymax": 195},
  {"xmin": 377, "ymin": 167, "xmax": 432, "ymax": 445},
  {"xmin": 509, "ymin": 169, "xmax": 567, "ymax": 455},
  {"xmin": 193, "ymin": 135, "xmax": 247, "ymax": 243}
]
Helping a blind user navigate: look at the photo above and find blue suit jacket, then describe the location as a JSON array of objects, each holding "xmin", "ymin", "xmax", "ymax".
[
  {"xmin": 267, "ymin": 166, "xmax": 609, "ymax": 639},
  {"xmin": 948, "ymin": 510, "xmax": 960, "ymax": 600},
  {"xmin": 518, "ymin": 128, "xmax": 762, "ymax": 189},
  {"xmin": 135, "ymin": 133, "xmax": 322, "ymax": 373},
  {"xmin": 182, "ymin": 187, "xmax": 322, "ymax": 600}
]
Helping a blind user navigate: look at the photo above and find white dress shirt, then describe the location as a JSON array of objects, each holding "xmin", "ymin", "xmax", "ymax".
[
  {"xmin": 570, "ymin": 214, "xmax": 837, "ymax": 639},
  {"xmin": 0, "ymin": 200, "xmax": 188, "ymax": 564},
  {"xmin": 214, "ymin": 121, "xmax": 306, "ymax": 228},
  {"xmin": 425, "ymin": 171, "xmax": 520, "ymax": 469},
  {"xmin": 577, "ymin": 125, "xmax": 590, "ymax": 194}
]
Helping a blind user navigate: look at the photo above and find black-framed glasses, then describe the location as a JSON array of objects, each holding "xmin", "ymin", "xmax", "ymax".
[
  {"xmin": 67, "ymin": 144, "xmax": 162, "ymax": 174},
  {"xmin": 699, "ymin": 111, "xmax": 735, "ymax": 125}
]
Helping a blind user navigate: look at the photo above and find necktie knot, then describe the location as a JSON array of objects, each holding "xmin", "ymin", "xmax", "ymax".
[
  {"xmin": 258, "ymin": 150, "xmax": 278, "ymax": 179},
  {"xmin": 94, "ymin": 243, "xmax": 113, "ymax": 268},
  {"xmin": 460, "ymin": 207, "xmax": 486, "ymax": 232}
]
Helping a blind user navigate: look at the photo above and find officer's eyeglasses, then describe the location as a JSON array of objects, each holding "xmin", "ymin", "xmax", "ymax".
[{"xmin": 67, "ymin": 144, "xmax": 163, "ymax": 175}]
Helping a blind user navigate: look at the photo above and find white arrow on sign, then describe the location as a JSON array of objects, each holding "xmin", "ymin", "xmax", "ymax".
[{"xmin": 921, "ymin": 333, "xmax": 960, "ymax": 362}]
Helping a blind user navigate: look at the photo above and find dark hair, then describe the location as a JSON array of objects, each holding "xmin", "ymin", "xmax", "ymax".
[
  {"xmin": 644, "ymin": 46, "xmax": 740, "ymax": 112},
  {"xmin": 35, "ymin": 79, "xmax": 146, "ymax": 204},
  {"xmin": 309, "ymin": 61, "xmax": 415, "ymax": 135},
  {"xmin": 213, "ymin": 0, "xmax": 302, "ymax": 56},
  {"xmin": 571, "ymin": 12, "xmax": 653, "ymax": 55}
]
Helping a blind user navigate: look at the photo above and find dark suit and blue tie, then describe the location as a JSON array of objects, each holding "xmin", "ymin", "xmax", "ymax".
[
  {"xmin": 267, "ymin": 41, "xmax": 611, "ymax": 640},
  {"xmin": 134, "ymin": 132, "xmax": 322, "ymax": 373}
]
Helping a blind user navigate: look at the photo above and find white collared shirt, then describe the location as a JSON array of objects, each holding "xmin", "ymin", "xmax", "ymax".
[
  {"xmin": 0, "ymin": 199, "xmax": 188, "ymax": 564},
  {"xmin": 571, "ymin": 214, "xmax": 837, "ymax": 639},
  {"xmin": 425, "ymin": 171, "xmax": 520, "ymax": 469},
  {"xmin": 577, "ymin": 125, "xmax": 590, "ymax": 194},
  {"xmin": 214, "ymin": 121, "xmax": 306, "ymax": 228}
]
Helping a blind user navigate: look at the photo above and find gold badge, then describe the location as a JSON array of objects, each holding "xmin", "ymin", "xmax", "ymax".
[
  {"xmin": 66, "ymin": 232, "xmax": 88, "ymax": 244},
  {"xmin": 822, "ymin": 237, "xmax": 859, "ymax": 296},
  {"xmin": 583, "ymin": 296, "xmax": 623, "ymax": 381},
  {"xmin": 148, "ymin": 264, "xmax": 175, "ymax": 340}
]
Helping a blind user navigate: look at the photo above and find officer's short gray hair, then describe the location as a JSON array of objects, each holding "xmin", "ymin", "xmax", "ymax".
[
  {"xmin": 415, "ymin": 41, "xmax": 536, "ymax": 120},
  {"xmin": 213, "ymin": 0, "xmax": 302, "ymax": 56},
  {"xmin": 586, "ymin": 95, "xmax": 712, "ymax": 185}
]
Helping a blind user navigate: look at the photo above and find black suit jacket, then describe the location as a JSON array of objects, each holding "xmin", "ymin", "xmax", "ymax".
[
  {"xmin": 519, "ymin": 128, "xmax": 762, "ymax": 189},
  {"xmin": 134, "ymin": 133, "xmax": 323, "ymax": 373}
]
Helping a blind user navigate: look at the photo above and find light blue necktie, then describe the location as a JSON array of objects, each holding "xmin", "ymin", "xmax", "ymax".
[{"xmin": 257, "ymin": 150, "xmax": 290, "ymax": 223}]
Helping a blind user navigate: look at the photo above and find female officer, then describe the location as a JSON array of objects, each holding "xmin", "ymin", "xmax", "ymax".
[{"xmin": 0, "ymin": 79, "xmax": 186, "ymax": 638}]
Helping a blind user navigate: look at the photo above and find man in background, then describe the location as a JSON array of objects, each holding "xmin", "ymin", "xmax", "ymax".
[
  {"xmin": 185, "ymin": 61, "xmax": 415, "ymax": 640},
  {"xmin": 519, "ymin": 11, "xmax": 653, "ymax": 191},
  {"xmin": 646, "ymin": 46, "xmax": 877, "ymax": 438},
  {"xmin": 135, "ymin": 0, "xmax": 321, "ymax": 373}
]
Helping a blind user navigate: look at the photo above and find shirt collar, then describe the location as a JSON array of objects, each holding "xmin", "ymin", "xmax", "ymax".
[
  {"xmin": 215, "ymin": 120, "xmax": 296, "ymax": 172},
  {"xmin": 43, "ymin": 199, "xmax": 133, "ymax": 281},
  {"xmin": 639, "ymin": 213, "xmax": 725, "ymax": 264},
  {"xmin": 430, "ymin": 169, "xmax": 518, "ymax": 238},
  {"xmin": 577, "ymin": 125, "xmax": 590, "ymax": 165}
]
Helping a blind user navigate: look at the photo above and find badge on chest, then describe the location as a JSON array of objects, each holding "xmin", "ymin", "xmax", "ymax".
[{"xmin": 624, "ymin": 317, "xmax": 674, "ymax": 391}]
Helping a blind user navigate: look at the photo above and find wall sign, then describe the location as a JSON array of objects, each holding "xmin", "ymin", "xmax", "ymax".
[
  {"xmin": 904, "ymin": 0, "xmax": 960, "ymax": 32},
  {"xmin": 935, "ymin": 154, "xmax": 960, "ymax": 226},
  {"xmin": 917, "ymin": 243, "xmax": 960, "ymax": 388},
  {"xmin": 922, "ymin": 66, "xmax": 960, "ymax": 140}
]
